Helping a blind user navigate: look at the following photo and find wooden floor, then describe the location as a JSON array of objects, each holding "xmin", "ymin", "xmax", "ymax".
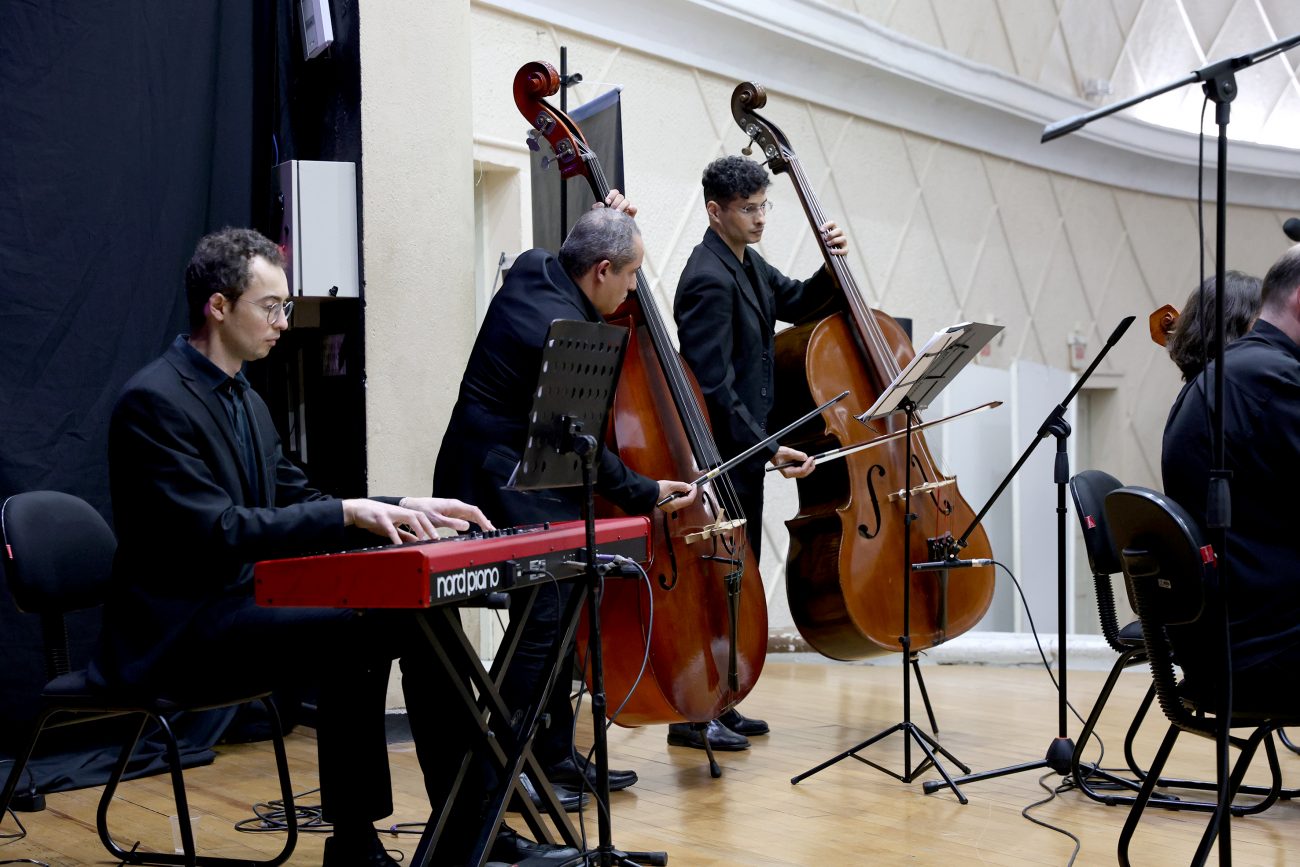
[{"xmin": 2, "ymin": 659, "xmax": 1297, "ymax": 866}]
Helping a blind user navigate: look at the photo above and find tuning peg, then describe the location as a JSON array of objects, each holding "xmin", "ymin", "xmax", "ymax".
[
  {"xmin": 741, "ymin": 137, "xmax": 755, "ymax": 157},
  {"xmin": 540, "ymin": 155, "xmax": 555, "ymax": 170},
  {"xmin": 525, "ymin": 129, "xmax": 541, "ymax": 152}
]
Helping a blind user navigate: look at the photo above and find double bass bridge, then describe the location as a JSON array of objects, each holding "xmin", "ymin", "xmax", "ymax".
[
  {"xmin": 886, "ymin": 477, "xmax": 955, "ymax": 504},
  {"xmin": 683, "ymin": 517, "xmax": 747, "ymax": 545}
]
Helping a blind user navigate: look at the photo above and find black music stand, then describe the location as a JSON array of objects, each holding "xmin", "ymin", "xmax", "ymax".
[
  {"xmin": 920, "ymin": 316, "xmax": 1134, "ymax": 799},
  {"xmin": 791, "ymin": 321, "xmax": 1002, "ymax": 803},
  {"xmin": 508, "ymin": 319, "xmax": 668, "ymax": 867}
]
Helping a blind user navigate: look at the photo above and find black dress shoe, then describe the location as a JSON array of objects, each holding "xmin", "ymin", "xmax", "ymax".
[
  {"xmin": 322, "ymin": 833, "xmax": 401, "ymax": 866},
  {"xmin": 666, "ymin": 719, "xmax": 750, "ymax": 751},
  {"xmin": 489, "ymin": 826, "xmax": 582, "ymax": 863},
  {"xmin": 718, "ymin": 706, "xmax": 770, "ymax": 736},
  {"xmin": 511, "ymin": 773, "xmax": 590, "ymax": 813},
  {"xmin": 546, "ymin": 756, "xmax": 639, "ymax": 792}
]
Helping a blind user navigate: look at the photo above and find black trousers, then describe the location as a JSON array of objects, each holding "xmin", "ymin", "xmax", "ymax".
[
  {"xmin": 174, "ymin": 597, "xmax": 439, "ymax": 825},
  {"xmin": 459, "ymin": 458, "xmax": 587, "ymax": 771},
  {"xmin": 726, "ymin": 458, "xmax": 766, "ymax": 564}
]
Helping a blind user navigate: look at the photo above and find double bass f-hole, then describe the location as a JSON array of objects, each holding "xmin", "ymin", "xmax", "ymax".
[
  {"xmin": 658, "ymin": 510, "xmax": 679, "ymax": 591},
  {"xmin": 856, "ymin": 463, "xmax": 887, "ymax": 540}
]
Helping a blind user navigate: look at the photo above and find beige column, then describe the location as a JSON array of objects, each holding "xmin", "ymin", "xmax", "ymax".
[{"xmin": 359, "ymin": 0, "xmax": 476, "ymax": 497}]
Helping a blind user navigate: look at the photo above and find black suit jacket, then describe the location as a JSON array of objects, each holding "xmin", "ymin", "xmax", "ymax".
[
  {"xmin": 433, "ymin": 248, "xmax": 658, "ymax": 526},
  {"xmin": 91, "ymin": 337, "xmax": 383, "ymax": 688},
  {"xmin": 673, "ymin": 228, "xmax": 837, "ymax": 459},
  {"xmin": 1162, "ymin": 319, "xmax": 1300, "ymax": 672}
]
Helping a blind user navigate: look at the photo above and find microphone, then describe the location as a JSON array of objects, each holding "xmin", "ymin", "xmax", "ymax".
[
  {"xmin": 911, "ymin": 558, "xmax": 994, "ymax": 572},
  {"xmin": 1284, "ymin": 217, "xmax": 1300, "ymax": 243}
]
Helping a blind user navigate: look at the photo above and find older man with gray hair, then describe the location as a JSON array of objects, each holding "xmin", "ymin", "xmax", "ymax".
[{"xmin": 432, "ymin": 193, "xmax": 696, "ymax": 864}]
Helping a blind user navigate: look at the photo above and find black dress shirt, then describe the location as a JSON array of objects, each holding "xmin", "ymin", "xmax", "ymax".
[
  {"xmin": 1162, "ymin": 319, "xmax": 1300, "ymax": 671},
  {"xmin": 177, "ymin": 339, "xmax": 262, "ymax": 507}
]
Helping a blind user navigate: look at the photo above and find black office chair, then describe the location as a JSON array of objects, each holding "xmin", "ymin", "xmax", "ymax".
[
  {"xmin": 0, "ymin": 491, "xmax": 297, "ymax": 866},
  {"xmin": 1105, "ymin": 486, "xmax": 1299, "ymax": 867},
  {"xmin": 1067, "ymin": 470, "xmax": 1154, "ymax": 802}
]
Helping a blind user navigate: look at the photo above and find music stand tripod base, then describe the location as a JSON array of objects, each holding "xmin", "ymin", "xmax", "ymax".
[{"xmin": 790, "ymin": 323, "xmax": 1001, "ymax": 805}]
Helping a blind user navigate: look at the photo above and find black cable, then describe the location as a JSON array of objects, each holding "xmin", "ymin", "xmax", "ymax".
[
  {"xmin": 993, "ymin": 561, "xmax": 1094, "ymax": 733},
  {"xmin": 563, "ymin": 558, "xmax": 656, "ymax": 852},
  {"xmin": 602, "ymin": 559, "xmax": 655, "ymax": 726},
  {"xmin": 234, "ymin": 788, "xmax": 410, "ymax": 863},
  {"xmin": 993, "ymin": 560, "xmax": 1093, "ymax": 861},
  {"xmin": 233, "ymin": 787, "xmax": 327, "ymax": 834},
  {"xmin": 1020, "ymin": 771, "xmax": 1081, "ymax": 865}
]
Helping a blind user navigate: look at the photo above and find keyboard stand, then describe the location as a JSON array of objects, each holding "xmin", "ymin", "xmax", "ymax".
[{"xmin": 411, "ymin": 577, "xmax": 587, "ymax": 866}]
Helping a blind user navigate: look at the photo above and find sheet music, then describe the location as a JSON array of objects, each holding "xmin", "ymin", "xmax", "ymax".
[{"xmin": 859, "ymin": 321, "xmax": 1003, "ymax": 420}]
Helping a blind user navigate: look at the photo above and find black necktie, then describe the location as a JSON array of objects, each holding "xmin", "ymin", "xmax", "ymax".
[{"xmin": 223, "ymin": 379, "xmax": 262, "ymax": 506}]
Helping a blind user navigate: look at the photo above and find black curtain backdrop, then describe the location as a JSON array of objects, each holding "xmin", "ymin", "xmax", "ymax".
[{"xmin": 0, "ymin": 0, "xmax": 262, "ymax": 739}]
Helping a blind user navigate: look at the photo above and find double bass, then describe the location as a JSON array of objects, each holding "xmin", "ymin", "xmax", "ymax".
[
  {"xmin": 514, "ymin": 62, "xmax": 767, "ymax": 725},
  {"xmin": 731, "ymin": 83, "xmax": 996, "ymax": 660}
]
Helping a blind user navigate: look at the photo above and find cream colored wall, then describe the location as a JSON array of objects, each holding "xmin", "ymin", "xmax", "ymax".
[
  {"xmin": 827, "ymin": 0, "xmax": 1300, "ymax": 147},
  {"xmin": 463, "ymin": 3, "xmax": 1295, "ymax": 638},
  {"xmin": 359, "ymin": 0, "xmax": 476, "ymax": 498}
]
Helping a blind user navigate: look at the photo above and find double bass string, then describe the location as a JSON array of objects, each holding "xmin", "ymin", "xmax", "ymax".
[
  {"xmin": 585, "ymin": 147, "xmax": 751, "ymax": 558},
  {"xmin": 783, "ymin": 153, "xmax": 949, "ymax": 489}
]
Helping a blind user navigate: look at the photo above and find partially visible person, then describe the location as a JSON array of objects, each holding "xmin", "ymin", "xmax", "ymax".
[
  {"xmin": 1161, "ymin": 246, "xmax": 1300, "ymax": 710},
  {"xmin": 670, "ymin": 155, "xmax": 846, "ymax": 751},
  {"xmin": 1165, "ymin": 270, "xmax": 1262, "ymax": 381},
  {"xmin": 90, "ymin": 228, "xmax": 490, "ymax": 867}
]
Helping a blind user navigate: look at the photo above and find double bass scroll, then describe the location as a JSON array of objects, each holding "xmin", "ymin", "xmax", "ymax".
[{"xmin": 514, "ymin": 61, "xmax": 768, "ymax": 725}]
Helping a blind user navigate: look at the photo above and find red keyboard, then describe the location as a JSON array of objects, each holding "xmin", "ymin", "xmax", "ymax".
[{"xmin": 254, "ymin": 517, "xmax": 650, "ymax": 609}]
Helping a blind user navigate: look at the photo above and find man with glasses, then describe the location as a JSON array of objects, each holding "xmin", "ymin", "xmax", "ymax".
[
  {"xmin": 670, "ymin": 155, "xmax": 847, "ymax": 750},
  {"xmin": 91, "ymin": 227, "xmax": 490, "ymax": 866}
]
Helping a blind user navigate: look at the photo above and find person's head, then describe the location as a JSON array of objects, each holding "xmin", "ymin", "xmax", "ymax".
[
  {"xmin": 1167, "ymin": 270, "xmax": 1262, "ymax": 380},
  {"xmin": 558, "ymin": 208, "xmax": 644, "ymax": 315},
  {"xmin": 184, "ymin": 228, "xmax": 291, "ymax": 365},
  {"xmin": 702, "ymin": 156, "xmax": 772, "ymax": 252},
  {"xmin": 1258, "ymin": 244, "xmax": 1300, "ymax": 342}
]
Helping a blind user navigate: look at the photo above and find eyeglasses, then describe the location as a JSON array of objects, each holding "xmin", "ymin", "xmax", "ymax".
[
  {"xmin": 234, "ymin": 297, "xmax": 295, "ymax": 324},
  {"xmin": 734, "ymin": 201, "xmax": 774, "ymax": 216}
]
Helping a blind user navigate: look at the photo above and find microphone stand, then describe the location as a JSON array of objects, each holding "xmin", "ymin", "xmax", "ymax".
[
  {"xmin": 1041, "ymin": 32, "xmax": 1300, "ymax": 864},
  {"xmin": 921, "ymin": 316, "xmax": 1134, "ymax": 795}
]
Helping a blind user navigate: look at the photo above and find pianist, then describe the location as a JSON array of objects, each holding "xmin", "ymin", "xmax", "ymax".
[{"xmin": 89, "ymin": 228, "xmax": 489, "ymax": 867}]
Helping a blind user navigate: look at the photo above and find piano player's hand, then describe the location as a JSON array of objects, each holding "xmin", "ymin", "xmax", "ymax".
[
  {"xmin": 399, "ymin": 497, "xmax": 495, "ymax": 534},
  {"xmin": 343, "ymin": 499, "xmax": 439, "ymax": 545}
]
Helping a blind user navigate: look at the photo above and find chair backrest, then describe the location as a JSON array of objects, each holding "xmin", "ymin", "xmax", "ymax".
[
  {"xmin": 1104, "ymin": 486, "xmax": 1218, "ymax": 727},
  {"xmin": 1069, "ymin": 469, "xmax": 1129, "ymax": 651},
  {"xmin": 1069, "ymin": 469, "xmax": 1124, "ymax": 576},
  {"xmin": 1, "ymin": 491, "xmax": 116, "ymax": 615}
]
